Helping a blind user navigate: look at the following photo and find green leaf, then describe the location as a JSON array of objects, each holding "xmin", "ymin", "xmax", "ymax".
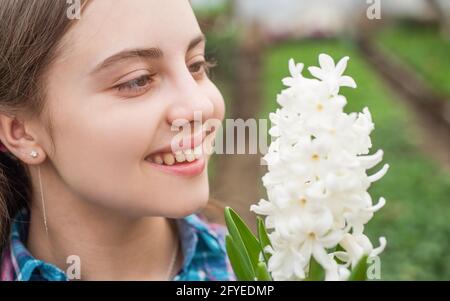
[
  {"xmin": 305, "ymin": 257, "xmax": 325, "ymax": 281},
  {"xmin": 257, "ymin": 217, "xmax": 272, "ymax": 264},
  {"xmin": 224, "ymin": 208, "xmax": 254, "ymax": 278},
  {"xmin": 348, "ymin": 255, "xmax": 368, "ymax": 281},
  {"xmin": 224, "ymin": 207, "xmax": 261, "ymax": 274},
  {"xmin": 225, "ymin": 235, "xmax": 255, "ymax": 281},
  {"xmin": 255, "ymin": 262, "xmax": 273, "ymax": 281}
]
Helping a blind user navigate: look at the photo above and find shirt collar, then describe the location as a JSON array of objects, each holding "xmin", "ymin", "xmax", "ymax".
[
  {"xmin": 176, "ymin": 214, "xmax": 226, "ymax": 274},
  {"xmin": 1, "ymin": 207, "xmax": 226, "ymax": 281},
  {"xmin": 6, "ymin": 208, "xmax": 67, "ymax": 281}
]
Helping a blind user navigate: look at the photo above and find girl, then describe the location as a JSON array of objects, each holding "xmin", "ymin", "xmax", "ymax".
[{"xmin": 0, "ymin": 0, "xmax": 234, "ymax": 281}]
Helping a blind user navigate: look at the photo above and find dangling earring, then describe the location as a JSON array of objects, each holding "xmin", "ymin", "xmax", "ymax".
[{"xmin": 36, "ymin": 159, "xmax": 49, "ymax": 236}]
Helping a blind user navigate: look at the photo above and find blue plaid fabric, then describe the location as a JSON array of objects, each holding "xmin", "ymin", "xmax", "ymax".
[{"xmin": 0, "ymin": 208, "xmax": 235, "ymax": 281}]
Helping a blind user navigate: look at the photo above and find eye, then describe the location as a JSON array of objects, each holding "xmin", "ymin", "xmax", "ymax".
[
  {"xmin": 189, "ymin": 59, "xmax": 217, "ymax": 78},
  {"xmin": 114, "ymin": 74, "xmax": 154, "ymax": 97}
]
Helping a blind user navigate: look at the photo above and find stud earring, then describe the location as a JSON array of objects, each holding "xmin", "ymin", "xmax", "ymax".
[{"xmin": 30, "ymin": 150, "xmax": 38, "ymax": 158}]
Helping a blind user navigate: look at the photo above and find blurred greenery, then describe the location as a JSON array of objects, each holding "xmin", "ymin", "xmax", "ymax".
[
  {"xmin": 261, "ymin": 39, "xmax": 450, "ymax": 280},
  {"xmin": 192, "ymin": 0, "xmax": 230, "ymax": 20},
  {"xmin": 205, "ymin": 27, "xmax": 238, "ymax": 111},
  {"xmin": 375, "ymin": 22, "xmax": 450, "ymax": 98},
  {"xmin": 204, "ymin": 25, "xmax": 238, "ymax": 182}
]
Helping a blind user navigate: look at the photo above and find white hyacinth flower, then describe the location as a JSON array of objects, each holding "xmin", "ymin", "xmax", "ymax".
[
  {"xmin": 308, "ymin": 53, "xmax": 357, "ymax": 96},
  {"xmin": 251, "ymin": 53, "xmax": 389, "ymax": 281}
]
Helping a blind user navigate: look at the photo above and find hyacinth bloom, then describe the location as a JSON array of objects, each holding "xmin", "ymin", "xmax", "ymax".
[{"xmin": 230, "ymin": 53, "xmax": 389, "ymax": 281}]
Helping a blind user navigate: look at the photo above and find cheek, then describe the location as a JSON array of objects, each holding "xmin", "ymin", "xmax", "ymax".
[
  {"xmin": 206, "ymin": 80, "xmax": 225, "ymax": 122},
  {"xmin": 48, "ymin": 99, "xmax": 164, "ymax": 208},
  {"xmin": 56, "ymin": 104, "xmax": 157, "ymax": 163}
]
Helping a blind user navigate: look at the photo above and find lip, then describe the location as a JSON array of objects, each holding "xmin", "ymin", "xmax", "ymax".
[
  {"xmin": 145, "ymin": 155, "xmax": 206, "ymax": 177},
  {"xmin": 149, "ymin": 129, "xmax": 210, "ymax": 156}
]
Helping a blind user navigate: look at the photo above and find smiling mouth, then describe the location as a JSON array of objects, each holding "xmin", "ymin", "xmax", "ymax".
[
  {"xmin": 144, "ymin": 129, "xmax": 216, "ymax": 167},
  {"xmin": 145, "ymin": 145, "xmax": 203, "ymax": 165}
]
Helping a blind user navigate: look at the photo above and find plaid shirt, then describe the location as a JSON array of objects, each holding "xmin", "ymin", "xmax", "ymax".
[{"xmin": 0, "ymin": 208, "xmax": 235, "ymax": 281}]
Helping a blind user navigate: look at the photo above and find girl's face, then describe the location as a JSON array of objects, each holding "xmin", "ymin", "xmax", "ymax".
[{"xmin": 41, "ymin": 0, "xmax": 224, "ymax": 218}]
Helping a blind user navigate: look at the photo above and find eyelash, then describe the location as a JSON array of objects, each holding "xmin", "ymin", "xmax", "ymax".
[{"xmin": 114, "ymin": 59, "xmax": 217, "ymax": 95}]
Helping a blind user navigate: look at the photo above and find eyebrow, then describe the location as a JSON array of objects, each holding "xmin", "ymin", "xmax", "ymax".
[{"xmin": 89, "ymin": 34, "xmax": 206, "ymax": 75}]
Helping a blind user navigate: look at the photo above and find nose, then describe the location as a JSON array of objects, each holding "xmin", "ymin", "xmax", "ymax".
[{"xmin": 166, "ymin": 70, "xmax": 215, "ymax": 128}]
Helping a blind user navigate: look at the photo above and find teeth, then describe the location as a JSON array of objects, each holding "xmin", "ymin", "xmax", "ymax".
[
  {"xmin": 154, "ymin": 154, "xmax": 163, "ymax": 165},
  {"xmin": 147, "ymin": 140, "xmax": 213, "ymax": 166},
  {"xmin": 174, "ymin": 151, "xmax": 186, "ymax": 163},
  {"xmin": 162, "ymin": 153, "xmax": 175, "ymax": 166},
  {"xmin": 184, "ymin": 149, "xmax": 195, "ymax": 162},
  {"xmin": 193, "ymin": 145, "xmax": 203, "ymax": 159}
]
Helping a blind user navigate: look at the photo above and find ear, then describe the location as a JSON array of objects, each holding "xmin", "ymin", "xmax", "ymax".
[{"xmin": 0, "ymin": 113, "xmax": 47, "ymax": 164}]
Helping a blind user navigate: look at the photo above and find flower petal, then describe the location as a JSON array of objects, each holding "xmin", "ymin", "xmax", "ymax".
[
  {"xmin": 370, "ymin": 237, "xmax": 387, "ymax": 257},
  {"xmin": 368, "ymin": 164, "xmax": 389, "ymax": 182},
  {"xmin": 338, "ymin": 75, "xmax": 357, "ymax": 88},
  {"xmin": 282, "ymin": 77, "xmax": 294, "ymax": 87},
  {"xmin": 308, "ymin": 66, "xmax": 325, "ymax": 80},
  {"xmin": 312, "ymin": 244, "xmax": 334, "ymax": 270},
  {"xmin": 368, "ymin": 197, "xmax": 386, "ymax": 213},
  {"xmin": 288, "ymin": 58, "xmax": 298, "ymax": 77},
  {"xmin": 358, "ymin": 149, "xmax": 384, "ymax": 169},
  {"xmin": 319, "ymin": 230, "xmax": 344, "ymax": 248},
  {"xmin": 318, "ymin": 53, "xmax": 335, "ymax": 72},
  {"xmin": 296, "ymin": 63, "xmax": 304, "ymax": 74},
  {"xmin": 250, "ymin": 199, "xmax": 275, "ymax": 215},
  {"xmin": 335, "ymin": 56, "xmax": 349, "ymax": 76}
]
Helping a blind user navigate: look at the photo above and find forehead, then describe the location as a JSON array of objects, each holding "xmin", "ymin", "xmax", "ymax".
[{"xmin": 58, "ymin": 0, "xmax": 201, "ymax": 69}]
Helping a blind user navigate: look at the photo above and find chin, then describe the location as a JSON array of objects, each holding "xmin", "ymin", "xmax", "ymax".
[
  {"xmin": 158, "ymin": 177, "xmax": 210, "ymax": 219},
  {"xmin": 168, "ymin": 191, "xmax": 210, "ymax": 219}
]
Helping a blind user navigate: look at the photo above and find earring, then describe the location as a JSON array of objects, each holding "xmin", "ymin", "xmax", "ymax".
[
  {"xmin": 38, "ymin": 165, "xmax": 49, "ymax": 236},
  {"xmin": 30, "ymin": 150, "xmax": 38, "ymax": 158}
]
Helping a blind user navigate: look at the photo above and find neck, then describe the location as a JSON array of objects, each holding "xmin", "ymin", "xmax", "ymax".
[{"xmin": 26, "ymin": 163, "xmax": 182, "ymax": 280}]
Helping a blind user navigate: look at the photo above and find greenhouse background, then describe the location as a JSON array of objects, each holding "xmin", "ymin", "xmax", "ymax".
[{"xmin": 192, "ymin": 0, "xmax": 450, "ymax": 280}]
